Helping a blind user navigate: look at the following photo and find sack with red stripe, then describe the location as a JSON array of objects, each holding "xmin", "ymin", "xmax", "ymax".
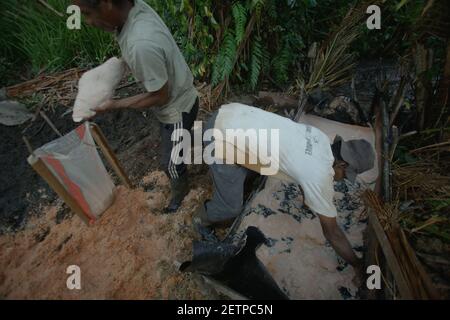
[{"xmin": 29, "ymin": 122, "xmax": 115, "ymax": 223}]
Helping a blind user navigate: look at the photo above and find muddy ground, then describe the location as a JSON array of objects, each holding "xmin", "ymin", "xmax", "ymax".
[
  {"xmin": 0, "ymin": 61, "xmax": 400, "ymax": 235},
  {"xmin": 0, "ymin": 86, "xmax": 217, "ymax": 299},
  {"xmin": 0, "ymin": 173, "xmax": 217, "ymax": 299},
  {"xmin": 1, "ymin": 61, "xmax": 433, "ymax": 299},
  {"xmin": 1, "ymin": 107, "xmax": 160, "ymax": 233},
  {"xmin": 0, "ymin": 67, "xmax": 373, "ymax": 300}
]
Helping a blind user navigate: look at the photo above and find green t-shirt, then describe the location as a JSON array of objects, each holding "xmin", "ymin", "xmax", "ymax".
[{"xmin": 117, "ymin": 0, "xmax": 198, "ymax": 124}]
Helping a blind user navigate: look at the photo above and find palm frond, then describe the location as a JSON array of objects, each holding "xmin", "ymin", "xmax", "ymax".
[{"xmin": 296, "ymin": 1, "xmax": 383, "ymax": 94}]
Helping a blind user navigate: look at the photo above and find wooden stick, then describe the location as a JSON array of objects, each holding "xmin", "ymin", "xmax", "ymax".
[
  {"xmin": 368, "ymin": 208, "xmax": 413, "ymax": 299},
  {"xmin": 389, "ymin": 75, "xmax": 408, "ymax": 127},
  {"xmin": 381, "ymin": 95, "xmax": 392, "ymax": 202},
  {"xmin": 22, "ymin": 136, "xmax": 35, "ymax": 156},
  {"xmin": 409, "ymin": 140, "xmax": 450, "ymax": 153},
  {"xmin": 294, "ymin": 89, "xmax": 308, "ymax": 121},
  {"xmin": 40, "ymin": 111, "xmax": 63, "ymax": 137},
  {"xmin": 399, "ymin": 131, "xmax": 418, "ymax": 140},
  {"xmin": 29, "ymin": 156, "xmax": 91, "ymax": 225},
  {"xmin": 399, "ymin": 228, "xmax": 440, "ymax": 299},
  {"xmin": 373, "ymin": 91, "xmax": 383, "ymax": 196},
  {"xmin": 90, "ymin": 123, "xmax": 132, "ymax": 189},
  {"xmin": 389, "ymin": 126, "xmax": 399, "ymax": 162},
  {"xmin": 116, "ymin": 80, "xmax": 137, "ymax": 91}
]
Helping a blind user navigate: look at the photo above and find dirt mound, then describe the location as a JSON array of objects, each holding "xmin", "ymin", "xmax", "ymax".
[
  {"xmin": 0, "ymin": 171, "xmax": 213, "ymax": 299},
  {"xmin": 0, "ymin": 106, "xmax": 164, "ymax": 233}
]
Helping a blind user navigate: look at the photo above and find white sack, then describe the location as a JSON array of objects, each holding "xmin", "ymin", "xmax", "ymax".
[
  {"xmin": 73, "ymin": 57, "xmax": 126, "ymax": 122},
  {"xmin": 28, "ymin": 122, "xmax": 116, "ymax": 222}
]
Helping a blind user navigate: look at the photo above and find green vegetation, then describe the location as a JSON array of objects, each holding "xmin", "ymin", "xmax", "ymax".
[
  {"xmin": 1, "ymin": 0, "xmax": 437, "ymax": 90},
  {"xmin": 0, "ymin": 0, "xmax": 117, "ymax": 76}
]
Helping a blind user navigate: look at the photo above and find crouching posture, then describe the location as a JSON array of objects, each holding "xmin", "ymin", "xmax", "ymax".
[{"xmin": 196, "ymin": 103, "xmax": 375, "ymax": 279}]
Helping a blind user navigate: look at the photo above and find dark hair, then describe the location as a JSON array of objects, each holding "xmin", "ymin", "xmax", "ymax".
[{"xmin": 78, "ymin": 0, "xmax": 134, "ymax": 8}]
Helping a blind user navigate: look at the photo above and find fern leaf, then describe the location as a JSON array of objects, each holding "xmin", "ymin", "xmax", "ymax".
[
  {"xmin": 212, "ymin": 31, "xmax": 237, "ymax": 86},
  {"xmin": 232, "ymin": 2, "xmax": 247, "ymax": 44},
  {"xmin": 251, "ymin": 0, "xmax": 266, "ymax": 17},
  {"xmin": 249, "ymin": 37, "xmax": 263, "ymax": 89},
  {"xmin": 273, "ymin": 43, "xmax": 292, "ymax": 85}
]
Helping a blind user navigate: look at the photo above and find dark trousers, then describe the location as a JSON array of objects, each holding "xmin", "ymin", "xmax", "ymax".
[
  {"xmin": 203, "ymin": 111, "xmax": 250, "ymax": 223},
  {"xmin": 160, "ymin": 99, "xmax": 199, "ymax": 180}
]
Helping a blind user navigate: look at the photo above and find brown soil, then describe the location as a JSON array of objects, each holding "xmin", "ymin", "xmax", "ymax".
[
  {"xmin": 0, "ymin": 106, "xmax": 162, "ymax": 233},
  {"xmin": 0, "ymin": 171, "xmax": 215, "ymax": 299}
]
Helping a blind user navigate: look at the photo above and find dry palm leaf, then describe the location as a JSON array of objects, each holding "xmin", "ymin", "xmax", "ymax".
[
  {"xmin": 294, "ymin": 0, "xmax": 384, "ymax": 95},
  {"xmin": 364, "ymin": 190, "xmax": 441, "ymax": 299},
  {"xmin": 393, "ymin": 162, "xmax": 450, "ymax": 201}
]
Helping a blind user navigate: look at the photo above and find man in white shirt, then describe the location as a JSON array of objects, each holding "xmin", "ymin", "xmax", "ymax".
[{"xmin": 195, "ymin": 103, "xmax": 375, "ymax": 280}]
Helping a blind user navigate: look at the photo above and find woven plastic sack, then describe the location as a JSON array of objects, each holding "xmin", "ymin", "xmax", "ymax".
[
  {"xmin": 28, "ymin": 122, "xmax": 115, "ymax": 222},
  {"xmin": 73, "ymin": 57, "xmax": 126, "ymax": 122}
]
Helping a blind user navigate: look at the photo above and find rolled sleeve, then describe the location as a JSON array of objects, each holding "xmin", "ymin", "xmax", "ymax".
[{"xmin": 129, "ymin": 40, "xmax": 168, "ymax": 93}]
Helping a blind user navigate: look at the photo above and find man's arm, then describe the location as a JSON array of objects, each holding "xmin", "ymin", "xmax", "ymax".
[
  {"xmin": 95, "ymin": 82, "xmax": 170, "ymax": 112},
  {"xmin": 318, "ymin": 214, "xmax": 364, "ymax": 276}
]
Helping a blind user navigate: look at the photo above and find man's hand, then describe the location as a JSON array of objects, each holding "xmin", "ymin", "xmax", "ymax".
[
  {"xmin": 85, "ymin": 82, "xmax": 169, "ymax": 119},
  {"xmin": 318, "ymin": 214, "xmax": 364, "ymax": 287},
  {"xmin": 95, "ymin": 83, "xmax": 170, "ymax": 113},
  {"xmin": 94, "ymin": 99, "xmax": 118, "ymax": 112},
  {"xmin": 82, "ymin": 99, "xmax": 116, "ymax": 121}
]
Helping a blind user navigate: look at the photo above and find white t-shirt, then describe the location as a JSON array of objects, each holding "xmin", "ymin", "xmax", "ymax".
[{"xmin": 213, "ymin": 103, "xmax": 337, "ymax": 218}]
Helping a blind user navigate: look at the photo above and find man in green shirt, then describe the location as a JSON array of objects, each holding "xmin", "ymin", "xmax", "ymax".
[{"xmin": 73, "ymin": 0, "xmax": 199, "ymax": 213}]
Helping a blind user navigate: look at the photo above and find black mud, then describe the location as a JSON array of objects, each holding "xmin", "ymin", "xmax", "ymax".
[{"xmin": 0, "ymin": 104, "xmax": 161, "ymax": 234}]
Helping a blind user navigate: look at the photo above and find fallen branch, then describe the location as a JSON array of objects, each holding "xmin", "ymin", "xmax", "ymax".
[
  {"xmin": 364, "ymin": 190, "xmax": 441, "ymax": 299},
  {"xmin": 410, "ymin": 216, "xmax": 447, "ymax": 233},
  {"xmin": 409, "ymin": 140, "xmax": 450, "ymax": 153}
]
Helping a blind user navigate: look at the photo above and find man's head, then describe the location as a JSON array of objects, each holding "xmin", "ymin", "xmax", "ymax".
[
  {"xmin": 331, "ymin": 136, "xmax": 375, "ymax": 182},
  {"xmin": 72, "ymin": 0, "xmax": 134, "ymax": 32}
]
